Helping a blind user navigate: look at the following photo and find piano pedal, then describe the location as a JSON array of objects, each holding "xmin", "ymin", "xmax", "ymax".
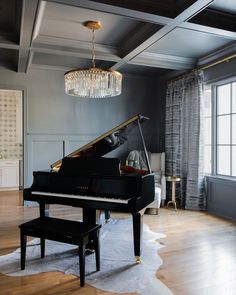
[
  {"xmin": 85, "ymin": 249, "xmax": 95, "ymax": 256},
  {"xmin": 104, "ymin": 210, "xmax": 110, "ymax": 221},
  {"xmin": 82, "ymin": 241, "xmax": 96, "ymax": 256}
]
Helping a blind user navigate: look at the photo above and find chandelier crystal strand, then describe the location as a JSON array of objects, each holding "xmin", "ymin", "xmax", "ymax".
[{"xmin": 64, "ymin": 21, "xmax": 122, "ymax": 98}]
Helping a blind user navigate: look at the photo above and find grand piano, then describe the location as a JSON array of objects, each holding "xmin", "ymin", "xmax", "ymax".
[{"xmin": 24, "ymin": 114, "xmax": 155, "ymax": 263}]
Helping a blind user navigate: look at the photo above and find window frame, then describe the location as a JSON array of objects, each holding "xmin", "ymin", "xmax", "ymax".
[{"xmin": 211, "ymin": 76, "xmax": 236, "ymax": 178}]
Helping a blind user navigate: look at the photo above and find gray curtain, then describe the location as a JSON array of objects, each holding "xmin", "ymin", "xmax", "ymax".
[{"xmin": 165, "ymin": 72, "xmax": 206, "ymax": 210}]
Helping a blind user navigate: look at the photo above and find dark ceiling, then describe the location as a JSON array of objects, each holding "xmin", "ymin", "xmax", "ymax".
[{"xmin": 0, "ymin": 0, "xmax": 235, "ymax": 76}]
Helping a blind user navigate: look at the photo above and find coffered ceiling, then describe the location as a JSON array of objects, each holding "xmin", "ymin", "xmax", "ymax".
[{"xmin": 0, "ymin": 0, "xmax": 236, "ymax": 76}]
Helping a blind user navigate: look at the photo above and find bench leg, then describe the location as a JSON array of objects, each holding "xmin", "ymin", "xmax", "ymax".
[
  {"xmin": 94, "ymin": 234, "xmax": 100, "ymax": 271},
  {"xmin": 79, "ymin": 244, "xmax": 85, "ymax": 287},
  {"xmin": 41, "ymin": 238, "xmax": 45, "ymax": 258},
  {"xmin": 20, "ymin": 231, "xmax": 27, "ymax": 270}
]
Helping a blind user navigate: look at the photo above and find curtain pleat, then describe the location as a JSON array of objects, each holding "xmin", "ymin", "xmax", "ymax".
[{"xmin": 165, "ymin": 72, "xmax": 206, "ymax": 210}]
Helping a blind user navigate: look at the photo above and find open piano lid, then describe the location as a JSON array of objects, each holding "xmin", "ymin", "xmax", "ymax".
[{"xmin": 51, "ymin": 114, "xmax": 149, "ymax": 171}]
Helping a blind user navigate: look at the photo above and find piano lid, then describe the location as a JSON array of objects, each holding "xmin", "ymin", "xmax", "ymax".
[{"xmin": 51, "ymin": 114, "xmax": 149, "ymax": 171}]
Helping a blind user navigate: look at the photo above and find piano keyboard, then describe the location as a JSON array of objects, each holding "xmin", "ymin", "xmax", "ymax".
[{"xmin": 31, "ymin": 191, "xmax": 132, "ymax": 204}]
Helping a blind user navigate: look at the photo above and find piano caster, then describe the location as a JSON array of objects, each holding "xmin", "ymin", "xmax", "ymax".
[{"xmin": 135, "ymin": 256, "xmax": 141, "ymax": 264}]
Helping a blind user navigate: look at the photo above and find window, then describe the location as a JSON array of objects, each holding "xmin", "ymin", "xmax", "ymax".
[
  {"xmin": 203, "ymin": 87, "xmax": 212, "ymax": 174},
  {"xmin": 204, "ymin": 78, "xmax": 236, "ymax": 177}
]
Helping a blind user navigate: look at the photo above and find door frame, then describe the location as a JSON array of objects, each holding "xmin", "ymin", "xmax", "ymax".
[{"xmin": 0, "ymin": 85, "xmax": 27, "ymax": 194}]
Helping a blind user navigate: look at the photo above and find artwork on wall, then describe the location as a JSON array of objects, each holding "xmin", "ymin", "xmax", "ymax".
[{"xmin": 0, "ymin": 90, "xmax": 23, "ymax": 160}]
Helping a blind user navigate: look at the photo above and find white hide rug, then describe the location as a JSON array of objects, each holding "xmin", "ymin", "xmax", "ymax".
[{"xmin": 0, "ymin": 218, "xmax": 173, "ymax": 295}]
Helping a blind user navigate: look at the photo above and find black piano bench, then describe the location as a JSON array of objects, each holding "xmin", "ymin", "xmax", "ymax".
[{"xmin": 19, "ymin": 217, "xmax": 101, "ymax": 287}]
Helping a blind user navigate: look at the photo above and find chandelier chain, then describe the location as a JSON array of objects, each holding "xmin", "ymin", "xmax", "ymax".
[
  {"xmin": 92, "ymin": 29, "xmax": 95, "ymax": 68},
  {"xmin": 64, "ymin": 20, "xmax": 122, "ymax": 98}
]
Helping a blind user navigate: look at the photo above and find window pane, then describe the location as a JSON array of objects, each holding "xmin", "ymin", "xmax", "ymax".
[
  {"xmin": 204, "ymin": 145, "xmax": 212, "ymax": 174},
  {"xmin": 217, "ymin": 146, "xmax": 230, "ymax": 175},
  {"xmin": 232, "ymin": 146, "xmax": 236, "ymax": 177},
  {"xmin": 233, "ymin": 82, "xmax": 236, "ymax": 113},
  {"xmin": 217, "ymin": 115, "xmax": 230, "ymax": 144},
  {"xmin": 232, "ymin": 114, "xmax": 236, "ymax": 144},
  {"xmin": 217, "ymin": 84, "xmax": 230, "ymax": 115},
  {"xmin": 204, "ymin": 117, "xmax": 211, "ymax": 145},
  {"xmin": 204, "ymin": 88, "xmax": 212, "ymax": 117}
]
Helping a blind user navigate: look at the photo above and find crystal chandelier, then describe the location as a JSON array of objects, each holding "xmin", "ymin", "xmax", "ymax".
[{"xmin": 64, "ymin": 21, "xmax": 122, "ymax": 98}]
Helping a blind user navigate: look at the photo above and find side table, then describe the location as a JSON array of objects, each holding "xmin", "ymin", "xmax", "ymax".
[{"xmin": 166, "ymin": 176, "xmax": 181, "ymax": 210}]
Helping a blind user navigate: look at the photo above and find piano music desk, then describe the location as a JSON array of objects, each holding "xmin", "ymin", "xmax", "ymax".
[{"xmin": 19, "ymin": 217, "xmax": 101, "ymax": 287}]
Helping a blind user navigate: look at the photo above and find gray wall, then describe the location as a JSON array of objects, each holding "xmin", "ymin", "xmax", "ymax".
[
  {"xmin": 207, "ymin": 177, "xmax": 236, "ymax": 221},
  {"xmin": 0, "ymin": 68, "xmax": 164, "ymax": 187},
  {"xmin": 204, "ymin": 59, "xmax": 236, "ymax": 221},
  {"xmin": 204, "ymin": 58, "xmax": 236, "ymax": 84}
]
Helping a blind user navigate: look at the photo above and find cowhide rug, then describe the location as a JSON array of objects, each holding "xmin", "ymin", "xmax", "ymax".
[{"xmin": 0, "ymin": 218, "xmax": 173, "ymax": 295}]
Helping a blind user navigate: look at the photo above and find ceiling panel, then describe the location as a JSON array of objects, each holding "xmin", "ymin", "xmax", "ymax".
[
  {"xmin": 32, "ymin": 52, "xmax": 92, "ymax": 69},
  {"xmin": 0, "ymin": 0, "xmax": 21, "ymax": 42},
  {"xmin": 210, "ymin": 0, "xmax": 236, "ymax": 14},
  {"xmin": 32, "ymin": 52, "xmax": 115, "ymax": 70},
  {"xmin": 189, "ymin": 1, "xmax": 236, "ymax": 33},
  {"xmin": 91, "ymin": 0, "xmax": 197, "ymax": 18},
  {"xmin": 0, "ymin": 48, "xmax": 18, "ymax": 70},
  {"xmin": 146, "ymin": 28, "xmax": 232, "ymax": 58},
  {"xmin": 120, "ymin": 64, "xmax": 173, "ymax": 76},
  {"xmin": 37, "ymin": 2, "xmax": 142, "ymax": 47}
]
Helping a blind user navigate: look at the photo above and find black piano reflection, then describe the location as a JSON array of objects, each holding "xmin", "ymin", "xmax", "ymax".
[{"xmin": 24, "ymin": 114, "xmax": 155, "ymax": 263}]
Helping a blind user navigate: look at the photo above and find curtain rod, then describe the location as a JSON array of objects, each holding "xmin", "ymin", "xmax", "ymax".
[{"xmin": 170, "ymin": 53, "xmax": 236, "ymax": 82}]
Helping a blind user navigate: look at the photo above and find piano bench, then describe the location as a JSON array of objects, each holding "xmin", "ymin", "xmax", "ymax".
[{"xmin": 19, "ymin": 217, "xmax": 101, "ymax": 287}]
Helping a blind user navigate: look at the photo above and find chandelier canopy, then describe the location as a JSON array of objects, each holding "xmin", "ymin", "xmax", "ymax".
[{"xmin": 64, "ymin": 21, "xmax": 122, "ymax": 98}]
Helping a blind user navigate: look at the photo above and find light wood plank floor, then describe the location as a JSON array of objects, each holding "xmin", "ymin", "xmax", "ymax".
[{"xmin": 0, "ymin": 191, "xmax": 235, "ymax": 295}]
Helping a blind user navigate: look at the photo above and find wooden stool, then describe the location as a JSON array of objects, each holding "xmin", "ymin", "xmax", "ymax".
[{"xmin": 19, "ymin": 217, "xmax": 101, "ymax": 287}]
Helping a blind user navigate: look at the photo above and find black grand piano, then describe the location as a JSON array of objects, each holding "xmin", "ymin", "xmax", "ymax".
[{"xmin": 24, "ymin": 114, "xmax": 155, "ymax": 263}]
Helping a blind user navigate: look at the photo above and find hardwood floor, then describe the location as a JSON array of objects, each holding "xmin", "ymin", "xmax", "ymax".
[{"xmin": 0, "ymin": 191, "xmax": 235, "ymax": 295}]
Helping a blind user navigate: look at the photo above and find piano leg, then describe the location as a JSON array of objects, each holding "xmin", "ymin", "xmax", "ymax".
[
  {"xmin": 82, "ymin": 208, "xmax": 96, "ymax": 225},
  {"xmin": 39, "ymin": 203, "xmax": 49, "ymax": 217},
  {"xmin": 83, "ymin": 208, "xmax": 97, "ymax": 255},
  {"xmin": 132, "ymin": 212, "xmax": 143, "ymax": 264},
  {"xmin": 39, "ymin": 202, "xmax": 49, "ymax": 217}
]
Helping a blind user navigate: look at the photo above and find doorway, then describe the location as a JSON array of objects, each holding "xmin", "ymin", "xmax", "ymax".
[{"xmin": 0, "ymin": 89, "xmax": 23, "ymax": 194}]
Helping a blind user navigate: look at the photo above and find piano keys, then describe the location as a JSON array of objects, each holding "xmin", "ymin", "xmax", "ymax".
[{"xmin": 24, "ymin": 114, "xmax": 155, "ymax": 263}]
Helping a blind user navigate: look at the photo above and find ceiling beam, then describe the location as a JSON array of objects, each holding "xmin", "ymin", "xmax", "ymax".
[
  {"xmin": 182, "ymin": 22, "xmax": 236, "ymax": 40},
  {"xmin": 32, "ymin": 43, "xmax": 121, "ymax": 63},
  {"xmin": 111, "ymin": 0, "xmax": 216, "ymax": 70},
  {"xmin": 34, "ymin": 35, "xmax": 119, "ymax": 56},
  {"xmin": 129, "ymin": 52, "xmax": 196, "ymax": 70},
  {"xmin": 0, "ymin": 41, "xmax": 19, "ymax": 50},
  {"xmin": 18, "ymin": 0, "xmax": 40, "ymax": 72}
]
